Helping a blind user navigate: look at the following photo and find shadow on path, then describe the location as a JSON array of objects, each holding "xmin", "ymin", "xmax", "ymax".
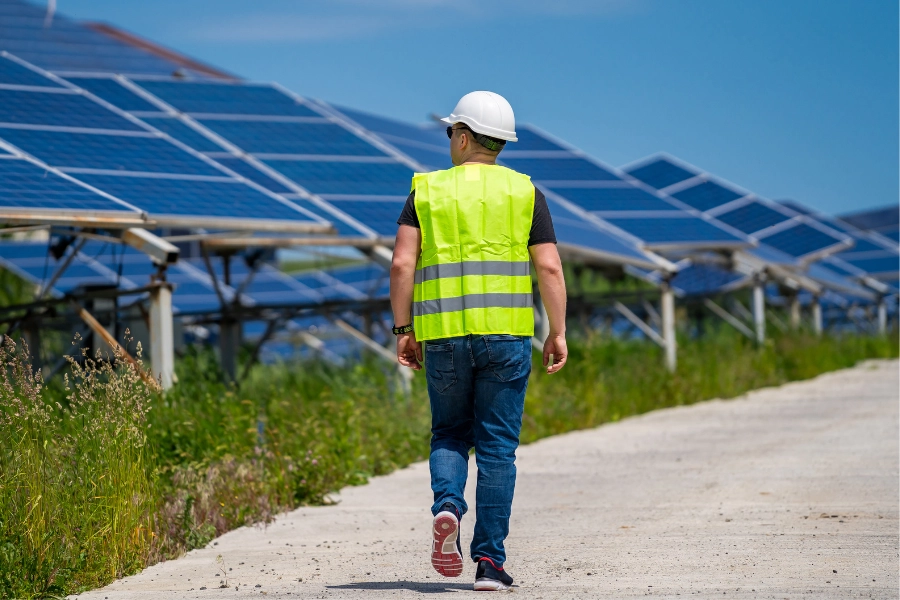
[{"xmin": 327, "ymin": 580, "xmax": 472, "ymax": 593}]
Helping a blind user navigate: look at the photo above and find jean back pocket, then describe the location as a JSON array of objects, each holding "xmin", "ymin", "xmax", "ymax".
[
  {"xmin": 425, "ymin": 342, "xmax": 458, "ymax": 393},
  {"xmin": 483, "ymin": 335, "xmax": 528, "ymax": 382}
]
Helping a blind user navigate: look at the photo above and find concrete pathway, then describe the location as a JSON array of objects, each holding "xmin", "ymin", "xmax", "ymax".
[{"xmin": 74, "ymin": 360, "xmax": 899, "ymax": 599}]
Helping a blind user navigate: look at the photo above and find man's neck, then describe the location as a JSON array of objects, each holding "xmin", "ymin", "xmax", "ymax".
[{"xmin": 461, "ymin": 154, "xmax": 497, "ymax": 166}]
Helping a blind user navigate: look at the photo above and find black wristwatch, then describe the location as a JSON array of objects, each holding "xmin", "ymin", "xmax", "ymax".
[{"xmin": 392, "ymin": 323, "xmax": 414, "ymax": 335}]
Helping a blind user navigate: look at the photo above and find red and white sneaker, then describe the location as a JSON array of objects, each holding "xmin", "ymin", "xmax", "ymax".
[{"xmin": 431, "ymin": 504, "xmax": 463, "ymax": 577}]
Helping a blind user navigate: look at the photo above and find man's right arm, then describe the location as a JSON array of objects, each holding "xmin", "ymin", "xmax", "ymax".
[{"xmin": 529, "ymin": 243, "xmax": 567, "ymax": 374}]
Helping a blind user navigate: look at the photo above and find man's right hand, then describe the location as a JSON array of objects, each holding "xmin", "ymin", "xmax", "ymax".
[
  {"xmin": 542, "ymin": 334, "xmax": 568, "ymax": 374},
  {"xmin": 397, "ymin": 332, "xmax": 423, "ymax": 371}
]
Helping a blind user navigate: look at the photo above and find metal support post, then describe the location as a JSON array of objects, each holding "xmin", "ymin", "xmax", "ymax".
[
  {"xmin": 877, "ymin": 297, "xmax": 887, "ymax": 335},
  {"xmin": 219, "ymin": 319, "xmax": 242, "ymax": 382},
  {"xmin": 789, "ymin": 295, "xmax": 801, "ymax": 330},
  {"xmin": 661, "ymin": 282, "xmax": 676, "ymax": 373},
  {"xmin": 149, "ymin": 283, "xmax": 175, "ymax": 389},
  {"xmin": 536, "ymin": 296, "xmax": 550, "ymax": 343},
  {"xmin": 752, "ymin": 278, "xmax": 766, "ymax": 344},
  {"xmin": 812, "ymin": 296, "xmax": 823, "ymax": 336}
]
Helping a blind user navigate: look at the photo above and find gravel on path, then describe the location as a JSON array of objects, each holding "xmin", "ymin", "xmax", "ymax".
[{"xmin": 72, "ymin": 359, "xmax": 899, "ymax": 599}]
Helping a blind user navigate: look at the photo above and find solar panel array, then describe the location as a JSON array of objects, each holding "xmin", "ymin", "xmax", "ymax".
[
  {"xmin": 625, "ymin": 155, "xmax": 853, "ymax": 261},
  {"xmin": 839, "ymin": 206, "xmax": 899, "ymax": 243},
  {"xmin": 330, "ymin": 106, "xmax": 752, "ymax": 256},
  {"xmin": 630, "ymin": 262, "xmax": 750, "ymax": 298},
  {"xmin": 779, "ymin": 200, "xmax": 898, "ymax": 287},
  {"xmin": 61, "ymin": 74, "xmax": 416, "ymax": 239},
  {"xmin": 0, "ymin": 53, "xmax": 329, "ymax": 232},
  {"xmin": 0, "ymin": 240, "xmax": 389, "ymax": 315},
  {"xmin": 0, "ymin": 0, "xmax": 223, "ymax": 77},
  {"xmin": 55, "ymin": 76, "xmax": 667, "ymax": 270}
]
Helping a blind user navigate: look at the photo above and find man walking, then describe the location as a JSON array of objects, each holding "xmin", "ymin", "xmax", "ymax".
[{"xmin": 389, "ymin": 91, "xmax": 568, "ymax": 591}]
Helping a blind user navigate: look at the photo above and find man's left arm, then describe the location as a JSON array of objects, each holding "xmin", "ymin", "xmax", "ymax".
[{"xmin": 390, "ymin": 224, "xmax": 423, "ymax": 370}]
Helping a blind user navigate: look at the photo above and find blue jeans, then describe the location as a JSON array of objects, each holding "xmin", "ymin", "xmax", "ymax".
[{"xmin": 425, "ymin": 334, "xmax": 532, "ymax": 567}]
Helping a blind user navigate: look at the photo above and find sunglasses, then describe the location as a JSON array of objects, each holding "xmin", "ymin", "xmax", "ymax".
[{"xmin": 446, "ymin": 125, "xmax": 470, "ymax": 139}]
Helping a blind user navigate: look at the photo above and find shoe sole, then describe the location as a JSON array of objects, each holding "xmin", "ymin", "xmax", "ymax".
[
  {"xmin": 474, "ymin": 577, "xmax": 512, "ymax": 591},
  {"xmin": 431, "ymin": 511, "xmax": 462, "ymax": 577}
]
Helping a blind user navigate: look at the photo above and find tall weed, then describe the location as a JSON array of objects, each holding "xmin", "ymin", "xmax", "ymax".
[{"xmin": 0, "ymin": 336, "xmax": 157, "ymax": 598}]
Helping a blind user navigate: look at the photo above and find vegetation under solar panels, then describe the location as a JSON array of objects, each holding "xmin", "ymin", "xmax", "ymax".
[{"xmin": 0, "ymin": 326, "xmax": 895, "ymax": 597}]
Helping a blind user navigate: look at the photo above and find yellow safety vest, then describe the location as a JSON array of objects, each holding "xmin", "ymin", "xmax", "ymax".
[{"xmin": 411, "ymin": 164, "xmax": 535, "ymax": 341}]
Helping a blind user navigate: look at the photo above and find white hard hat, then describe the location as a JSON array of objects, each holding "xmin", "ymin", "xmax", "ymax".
[{"xmin": 441, "ymin": 91, "xmax": 517, "ymax": 142}]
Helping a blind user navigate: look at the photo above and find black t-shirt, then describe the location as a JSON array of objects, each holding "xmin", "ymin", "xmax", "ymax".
[{"xmin": 396, "ymin": 186, "xmax": 557, "ymax": 246}]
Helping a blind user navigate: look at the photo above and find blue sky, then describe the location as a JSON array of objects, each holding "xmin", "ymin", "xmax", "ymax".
[{"xmin": 60, "ymin": 0, "xmax": 898, "ymax": 216}]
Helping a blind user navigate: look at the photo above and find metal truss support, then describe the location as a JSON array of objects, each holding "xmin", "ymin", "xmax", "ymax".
[
  {"xmin": 661, "ymin": 282, "xmax": 677, "ymax": 373},
  {"xmin": 121, "ymin": 228, "xmax": 179, "ymax": 265},
  {"xmin": 703, "ymin": 298, "xmax": 754, "ymax": 340},
  {"xmin": 333, "ymin": 317, "xmax": 413, "ymax": 393},
  {"xmin": 532, "ymin": 286, "xmax": 551, "ymax": 352},
  {"xmin": 72, "ymin": 300, "xmax": 156, "ymax": 387},
  {"xmin": 149, "ymin": 283, "xmax": 175, "ymax": 389},
  {"xmin": 614, "ymin": 301, "xmax": 665, "ymax": 347},
  {"xmin": 752, "ymin": 277, "xmax": 766, "ymax": 344},
  {"xmin": 877, "ymin": 297, "xmax": 887, "ymax": 335},
  {"xmin": 368, "ymin": 245, "xmax": 394, "ymax": 271},
  {"xmin": 812, "ymin": 296, "xmax": 823, "ymax": 336},
  {"xmin": 38, "ymin": 237, "xmax": 87, "ymax": 299},
  {"xmin": 789, "ymin": 295, "xmax": 801, "ymax": 330}
]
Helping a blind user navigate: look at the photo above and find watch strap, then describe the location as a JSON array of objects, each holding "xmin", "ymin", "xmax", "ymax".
[{"xmin": 392, "ymin": 323, "xmax": 414, "ymax": 335}]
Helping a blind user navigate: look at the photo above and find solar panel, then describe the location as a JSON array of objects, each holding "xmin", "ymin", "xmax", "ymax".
[
  {"xmin": 0, "ymin": 156, "xmax": 138, "ymax": 212},
  {"xmin": 669, "ymin": 263, "xmax": 747, "ymax": 296},
  {"xmin": 213, "ymin": 157, "xmax": 294, "ymax": 194},
  {"xmin": 197, "ymin": 119, "xmax": 387, "ymax": 156},
  {"xmin": 880, "ymin": 226, "xmax": 899, "ymax": 242},
  {"xmin": 331, "ymin": 105, "xmax": 446, "ymax": 148},
  {"xmin": 545, "ymin": 186, "xmax": 681, "ymax": 212},
  {"xmin": 0, "ymin": 128, "xmax": 222, "ymax": 174},
  {"xmin": 137, "ymin": 80, "xmax": 321, "ymax": 116},
  {"xmin": 0, "ymin": 88, "xmax": 143, "ymax": 130},
  {"xmin": 775, "ymin": 199, "xmax": 898, "ymax": 283},
  {"xmin": 64, "ymin": 76, "xmax": 160, "ymax": 112},
  {"xmin": 262, "ymin": 160, "xmax": 413, "ymax": 196},
  {"xmin": 323, "ymin": 200, "xmax": 407, "ymax": 236},
  {"xmin": 671, "ymin": 180, "xmax": 745, "ymax": 211},
  {"xmin": 625, "ymin": 157, "xmax": 696, "ymax": 190},
  {"xmin": 714, "ymin": 201, "xmax": 792, "ymax": 234},
  {"xmin": 0, "ymin": 55, "xmax": 329, "ymax": 232},
  {"xmin": 760, "ymin": 223, "xmax": 846, "ymax": 258},
  {"xmin": 0, "ymin": 53, "xmax": 64, "ymax": 87},
  {"xmin": 839, "ymin": 255, "xmax": 898, "ymax": 276},
  {"xmin": 605, "ymin": 216, "xmax": 743, "ymax": 246},
  {"xmin": 73, "ymin": 174, "xmax": 310, "ymax": 221},
  {"xmin": 142, "ymin": 116, "xmax": 223, "ymax": 152},
  {"xmin": 0, "ymin": 2, "xmax": 192, "ymax": 75},
  {"xmin": 500, "ymin": 157, "xmax": 621, "ymax": 182}
]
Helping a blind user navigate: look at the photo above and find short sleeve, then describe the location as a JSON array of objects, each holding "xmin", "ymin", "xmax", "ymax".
[
  {"xmin": 528, "ymin": 187, "xmax": 557, "ymax": 246},
  {"xmin": 396, "ymin": 191, "xmax": 420, "ymax": 228}
]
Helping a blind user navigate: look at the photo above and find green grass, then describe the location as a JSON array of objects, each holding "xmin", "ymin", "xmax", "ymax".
[{"xmin": 0, "ymin": 327, "xmax": 896, "ymax": 598}]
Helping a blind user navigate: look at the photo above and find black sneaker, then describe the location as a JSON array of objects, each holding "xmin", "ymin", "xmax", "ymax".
[
  {"xmin": 474, "ymin": 557, "xmax": 514, "ymax": 591},
  {"xmin": 431, "ymin": 503, "xmax": 462, "ymax": 577}
]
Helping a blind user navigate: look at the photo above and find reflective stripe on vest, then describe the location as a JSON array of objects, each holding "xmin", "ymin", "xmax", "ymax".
[{"xmin": 411, "ymin": 164, "xmax": 535, "ymax": 341}]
